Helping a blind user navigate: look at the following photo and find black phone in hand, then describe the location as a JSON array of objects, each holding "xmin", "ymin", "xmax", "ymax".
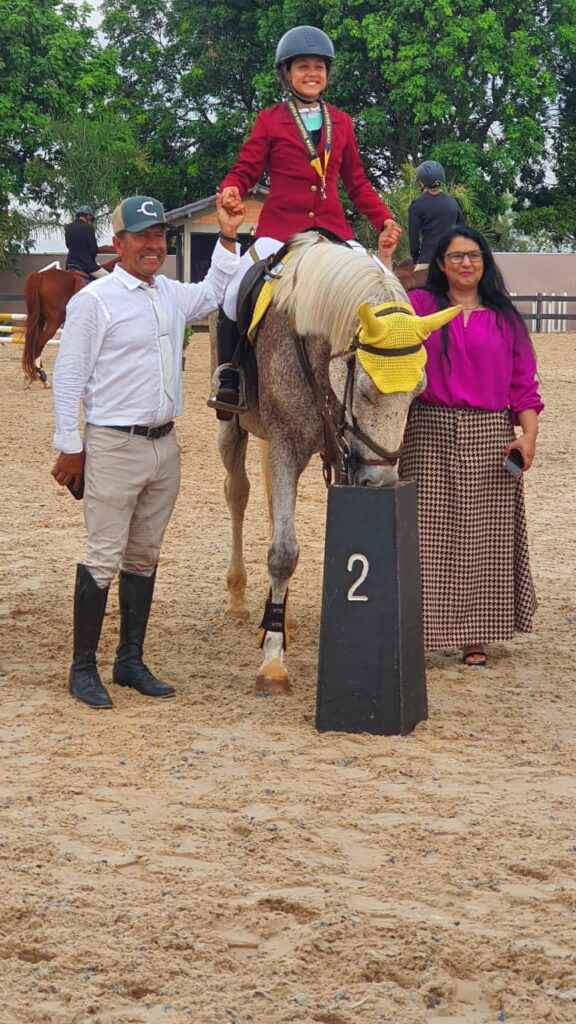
[
  {"xmin": 66, "ymin": 475, "xmax": 85, "ymax": 500},
  {"xmin": 504, "ymin": 449, "xmax": 524, "ymax": 477}
]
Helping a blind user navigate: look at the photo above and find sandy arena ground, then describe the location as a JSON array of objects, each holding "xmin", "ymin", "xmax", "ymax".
[{"xmin": 0, "ymin": 331, "xmax": 575, "ymax": 1024}]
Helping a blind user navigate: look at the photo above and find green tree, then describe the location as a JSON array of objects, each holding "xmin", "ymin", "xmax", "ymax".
[
  {"xmin": 513, "ymin": 6, "xmax": 576, "ymax": 249},
  {"xmin": 0, "ymin": 207, "xmax": 33, "ymax": 270},
  {"xmin": 27, "ymin": 112, "xmax": 149, "ymax": 223},
  {"xmin": 0, "ymin": 0, "xmax": 115, "ymax": 258},
  {"xmin": 322, "ymin": 0, "xmax": 573, "ymax": 219},
  {"xmin": 100, "ymin": 0, "xmax": 198, "ymax": 206},
  {"xmin": 100, "ymin": 0, "xmax": 575, "ymax": 235},
  {"xmin": 490, "ymin": 195, "xmax": 541, "ymax": 252}
]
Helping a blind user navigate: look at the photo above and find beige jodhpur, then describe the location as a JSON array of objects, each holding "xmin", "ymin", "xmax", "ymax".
[{"xmin": 82, "ymin": 425, "xmax": 181, "ymax": 587}]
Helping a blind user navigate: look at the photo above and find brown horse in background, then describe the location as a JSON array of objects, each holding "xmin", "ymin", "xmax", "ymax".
[
  {"xmin": 393, "ymin": 258, "xmax": 428, "ymax": 292},
  {"xmin": 22, "ymin": 270, "xmax": 84, "ymax": 381},
  {"xmin": 22, "ymin": 259, "xmax": 119, "ymax": 382}
]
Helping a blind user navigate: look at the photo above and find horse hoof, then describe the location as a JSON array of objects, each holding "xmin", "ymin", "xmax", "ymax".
[
  {"xmin": 255, "ymin": 660, "xmax": 291, "ymax": 696},
  {"xmin": 225, "ymin": 606, "xmax": 250, "ymax": 622}
]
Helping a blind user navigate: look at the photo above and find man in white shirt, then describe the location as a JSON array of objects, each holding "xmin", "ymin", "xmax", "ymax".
[{"xmin": 51, "ymin": 193, "xmax": 244, "ymax": 709}]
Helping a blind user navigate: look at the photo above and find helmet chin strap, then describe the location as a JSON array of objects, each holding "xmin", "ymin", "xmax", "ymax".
[{"xmin": 287, "ymin": 86, "xmax": 322, "ymax": 105}]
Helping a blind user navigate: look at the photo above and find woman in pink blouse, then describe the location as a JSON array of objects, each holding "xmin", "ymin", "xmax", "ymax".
[{"xmin": 400, "ymin": 225, "xmax": 543, "ymax": 666}]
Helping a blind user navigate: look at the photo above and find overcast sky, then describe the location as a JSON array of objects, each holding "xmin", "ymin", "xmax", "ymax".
[{"xmin": 84, "ymin": 0, "xmax": 102, "ymax": 30}]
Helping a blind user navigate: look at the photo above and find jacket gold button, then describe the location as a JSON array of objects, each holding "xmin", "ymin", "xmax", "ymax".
[
  {"xmin": 311, "ymin": 185, "xmax": 317, "ymax": 192},
  {"xmin": 308, "ymin": 211, "xmax": 315, "ymax": 218}
]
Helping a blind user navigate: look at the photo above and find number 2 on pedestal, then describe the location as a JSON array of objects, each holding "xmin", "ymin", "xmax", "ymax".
[{"xmin": 347, "ymin": 554, "xmax": 369, "ymax": 602}]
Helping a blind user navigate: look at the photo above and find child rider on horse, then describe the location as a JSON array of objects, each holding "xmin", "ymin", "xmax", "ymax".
[{"xmin": 209, "ymin": 24, "xmax": 401, "ymax": 418}]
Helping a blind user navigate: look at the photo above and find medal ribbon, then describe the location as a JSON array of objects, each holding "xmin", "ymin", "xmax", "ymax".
[{"xmin": 286, "ymin": 97, "xmax": 332, "ymax": 199}]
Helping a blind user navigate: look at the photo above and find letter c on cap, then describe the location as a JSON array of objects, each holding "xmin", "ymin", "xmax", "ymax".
[{"xmin": 136, "ymin": 201, "xmax": 157, "ymax": 217}]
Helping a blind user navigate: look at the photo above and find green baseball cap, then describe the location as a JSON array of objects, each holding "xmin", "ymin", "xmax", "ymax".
[{"xmin": 111, "ymin": 195, "xmax": 168, "ymax": 234}]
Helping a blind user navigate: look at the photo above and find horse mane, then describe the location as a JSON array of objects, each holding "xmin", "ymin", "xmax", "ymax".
[{"xmin": 272, "ymin": 234, "xmax": 409, "ymax": 352}]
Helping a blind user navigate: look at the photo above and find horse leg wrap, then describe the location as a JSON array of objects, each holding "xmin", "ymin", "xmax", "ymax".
[{"xmin": 257, "ymin": 589, "xmax": 289, "ymax": 650}]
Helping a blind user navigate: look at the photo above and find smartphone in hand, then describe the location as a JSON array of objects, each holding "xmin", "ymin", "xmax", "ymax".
[
  {"xmin": 504, "ymin": 449, "xmax": 524, "ymax": 477},
  {"xmin": 66, "ymin": 475, "xmax": 85, "ymax": 500}
]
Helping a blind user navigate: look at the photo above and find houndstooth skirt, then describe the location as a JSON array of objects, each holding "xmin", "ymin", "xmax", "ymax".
[{"xmin": 399, "ymin": 403, "xmax": 537, "ymax": 650}]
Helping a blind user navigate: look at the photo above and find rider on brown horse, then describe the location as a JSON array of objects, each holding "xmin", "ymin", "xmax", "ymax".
[
  {"xmin": 64, "ymin": 206, "xmax": 113, "ymax": 280},
  {"xmin": 22, "ymin": 211, "xmax": 117, "ymax": 381}
]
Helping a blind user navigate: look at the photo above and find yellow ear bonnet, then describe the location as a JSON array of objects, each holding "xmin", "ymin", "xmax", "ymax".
[{"xmin": 352, "ymin": 300, "xmax": 461, "ymax": 394}]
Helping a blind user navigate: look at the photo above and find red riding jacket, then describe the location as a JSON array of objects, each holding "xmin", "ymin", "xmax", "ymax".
[{"xmin": 219, "ymin": 102, "xmax": 394, "ymax": 242}]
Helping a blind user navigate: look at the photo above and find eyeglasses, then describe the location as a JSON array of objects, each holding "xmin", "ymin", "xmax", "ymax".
[{"xmin": 444, "ymin": 250, "xmax": 483, "ymax": 264}]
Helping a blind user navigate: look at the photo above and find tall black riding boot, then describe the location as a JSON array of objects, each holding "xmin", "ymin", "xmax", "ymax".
[
  {"xmin": 112, "ymin": 570, "xmax": 175, "ymax": 698},
  {"xmin": 207, "ymin": 310, "xmax": 247, "ymax": 420},
  {"xmin": 68, "ymin": 564, "xmax": 112, "ymax": 708}
]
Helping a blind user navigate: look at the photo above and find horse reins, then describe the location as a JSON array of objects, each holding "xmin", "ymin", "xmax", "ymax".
[{"xmin": 293, "ymin": 306, "xmax": 422, "ymax": 486}]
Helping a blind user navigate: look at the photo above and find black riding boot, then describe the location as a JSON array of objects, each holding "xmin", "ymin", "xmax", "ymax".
[
  {"xmin": 207, "ymin": 310, "xmax": 246, "ymax": 420},
  {"xmin": 112, "ymin": 570, "xmax": 175, "ymax": 698},
  {"xmin": 68, "ymin": 564, "xmax": 112, "ymax": 708}
]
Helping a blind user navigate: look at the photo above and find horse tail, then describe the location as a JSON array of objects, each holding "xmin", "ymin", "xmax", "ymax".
[
  {"xmin": 22, "ymin": 273, "xmax": 45, "ymax": 381},
  {"xmin": 259, "ymin": 440, "xmax": 273, "ymax": 539},
  {"xmin": 22, "ymin": 269, "xmax": 82, "ymax": 382}
]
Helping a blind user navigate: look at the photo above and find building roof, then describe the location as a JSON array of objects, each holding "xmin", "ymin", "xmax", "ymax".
[{"xmin": 166, "ymin": 185, "xmax": 269, "ymax": 222}]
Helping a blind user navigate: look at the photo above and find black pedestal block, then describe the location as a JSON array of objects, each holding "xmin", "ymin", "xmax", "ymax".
[{"xmin": 316, "ymin": 481, "xmax": 427, "ymax": 735}]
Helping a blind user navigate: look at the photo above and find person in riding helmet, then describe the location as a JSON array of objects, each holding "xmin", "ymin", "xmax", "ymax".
[
  {"xmin": 408, "ymin": 161, "xmax": 465, "ymax": 272},
  {"xmin": 209, "ymin": 25, "xmax": 401, "ymax": 418},
  {"xmin": 64, "ymin": 206, "xmax": 112, "ymax": 279}
]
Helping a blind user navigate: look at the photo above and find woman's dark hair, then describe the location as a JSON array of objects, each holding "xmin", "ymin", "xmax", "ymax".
[{"xmin": 424, "ymin": 224, "xmax": 533, "ymax": 359}]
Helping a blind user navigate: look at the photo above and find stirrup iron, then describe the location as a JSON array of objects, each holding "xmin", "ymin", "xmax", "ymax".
[{"xmin": 207, "ymin": 363, "xmax": 248, "ymax": 415}]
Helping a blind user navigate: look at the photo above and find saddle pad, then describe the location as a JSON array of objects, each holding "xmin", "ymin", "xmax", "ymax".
[
  {"xmin": 237, "ymin": 243, "xmax": 295, "ymax": 343},
  {"xmin": 236, "ymin": 258, "xmax": 270, "ymax": 339},
  {"xmin": 247, "ymin": 278, "xmax": 276, "ymax": 343}
]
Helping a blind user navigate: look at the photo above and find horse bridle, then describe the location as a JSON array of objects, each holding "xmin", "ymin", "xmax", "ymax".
[{"xmin": 293, "ymin": 308, "xmax": 423, "ymax": 485}]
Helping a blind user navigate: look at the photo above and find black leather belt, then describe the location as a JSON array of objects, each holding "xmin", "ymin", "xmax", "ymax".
[{"xmin": 108, "ymin": 421, "xmax": 174, "ymax": 440}]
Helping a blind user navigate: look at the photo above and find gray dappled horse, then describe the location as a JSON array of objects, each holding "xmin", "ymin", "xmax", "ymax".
[{"xmin": 214, "ymin": 233, "xmax": 459, "ymax": 695}]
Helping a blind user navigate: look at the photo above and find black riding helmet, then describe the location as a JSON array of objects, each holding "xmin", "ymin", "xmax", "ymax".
[
  {"xmin": 275, "ymin": 26, "xmax": 335, "ymax": 104},
  {"xmin": 75, "ymin": 205, "xmax": 95, "ymax": 218},
  {"xmin": 416, "ymin": 161, "xmax": 446, "ymax": 188},
  {"xmin": 275, "ymin": 25, "xmax": 335, "ymax": 67}
]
